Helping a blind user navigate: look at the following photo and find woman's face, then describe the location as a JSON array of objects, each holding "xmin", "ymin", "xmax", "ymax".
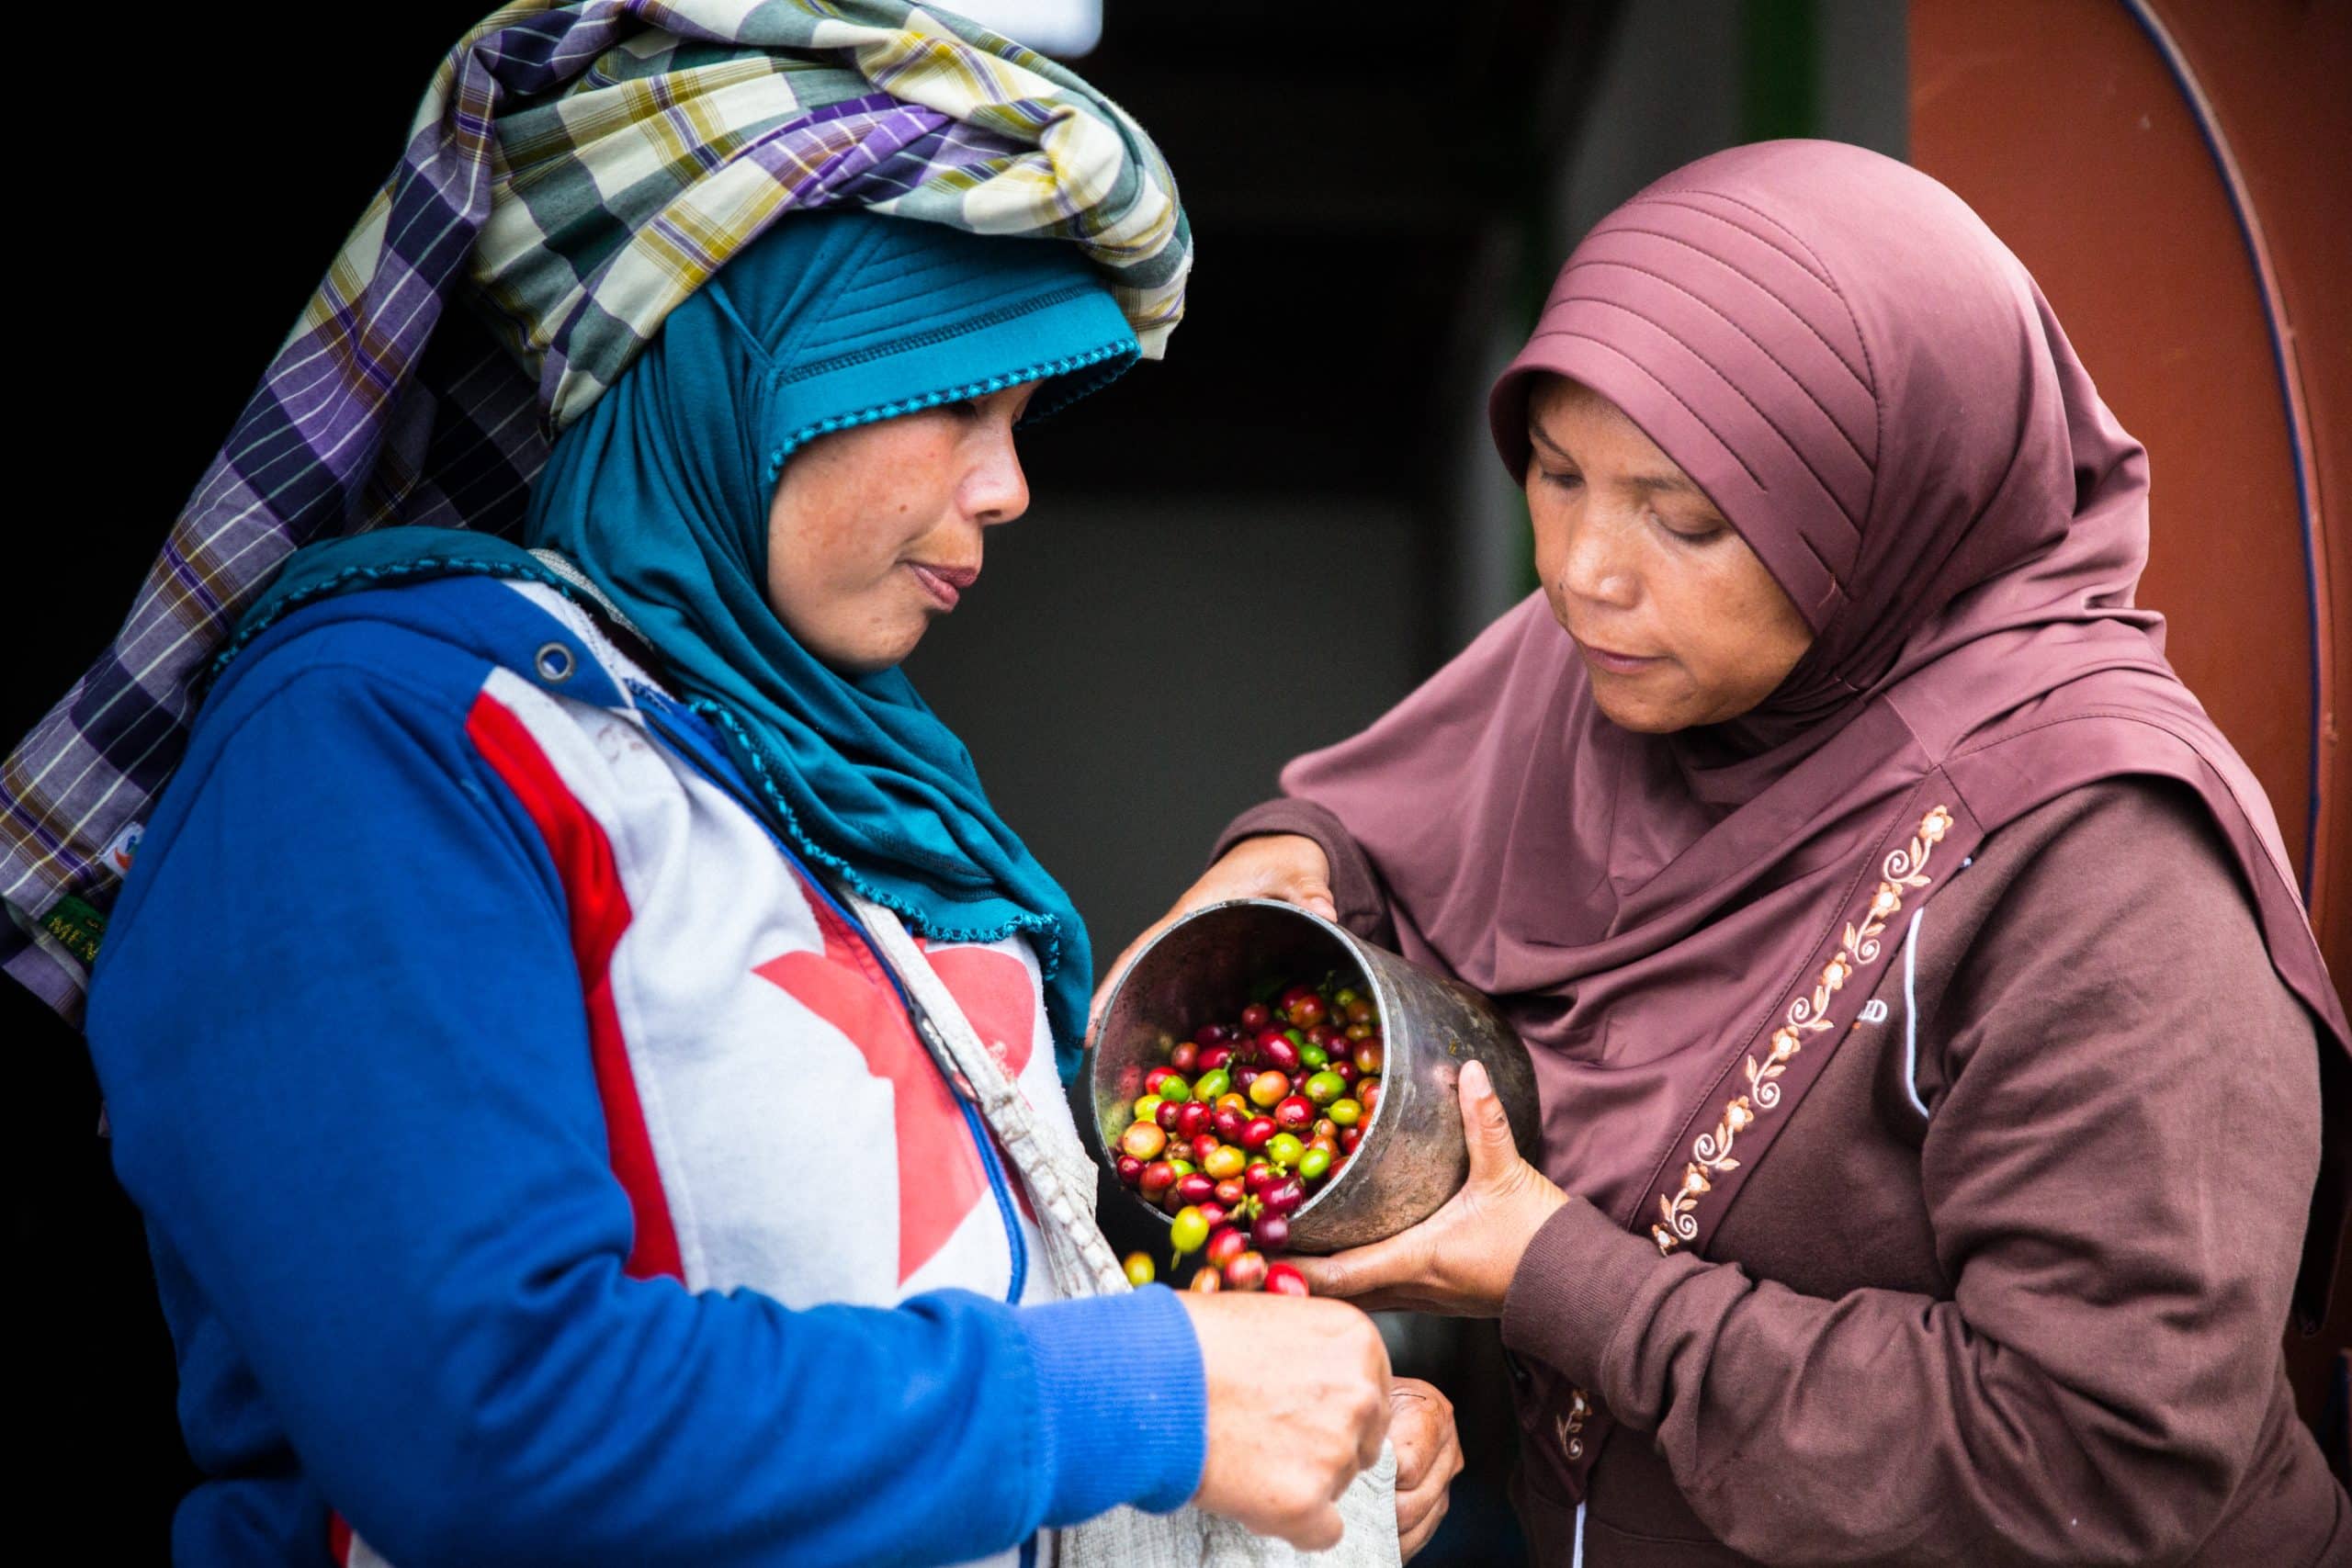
[
  {"xmin": 1526, "ymin": 377, "xmax": 1814, "ymax": 732},
  {"xmin": 765, "ymin": 382, "xmax": 1036, "ymax": 672}
]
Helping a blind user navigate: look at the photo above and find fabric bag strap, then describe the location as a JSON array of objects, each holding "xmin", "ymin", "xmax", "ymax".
[{"xmin": 840, "ymin": 887, "xmax": 1132, "ymax": 1300}]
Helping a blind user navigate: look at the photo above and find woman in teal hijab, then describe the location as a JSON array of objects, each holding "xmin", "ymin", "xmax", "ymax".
[
  {"xmin": 87, "ymin": 199, "xmax": 1458, "ymax": 1562},
  {"xmin": 529, "ymin": 209, "xmax": 1133, "ymax": 1067}
]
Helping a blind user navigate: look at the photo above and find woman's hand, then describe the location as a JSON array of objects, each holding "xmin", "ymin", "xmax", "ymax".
[
  {"xmin": 1387, "ymin": 1377, "xmax": 1464, "ymax": 1560},
  {"xmin": 1090, "ymin": 834, "xmax": 1336, "ymax": 1031},
  {"xmin": 1178, "ymin": 1291, "xmax": 1393, "ymax": 1551},
  {"xmin": 1293, "ymin": 1061, "xmax": 1570, "ymax": 1315}
]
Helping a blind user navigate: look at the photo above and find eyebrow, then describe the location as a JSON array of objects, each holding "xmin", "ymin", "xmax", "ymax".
[{"xmin": 1528, "ymin": 422, "xmax": 1707, "ymax": 498}]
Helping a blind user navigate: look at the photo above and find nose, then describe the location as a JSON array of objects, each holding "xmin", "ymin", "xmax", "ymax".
[
  {"xmin": 965, "ymin": 423, "xmax": 1031, "ymax": 527},
  {"xmin": 1556, "ymin": 502, "xmax": 1640, "ymax": 610}
]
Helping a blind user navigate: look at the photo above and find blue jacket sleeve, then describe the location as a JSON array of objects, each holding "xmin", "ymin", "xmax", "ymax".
[{"xmin": 85, "ymin": 633, "xmax": 1203, "ymax": 1567}]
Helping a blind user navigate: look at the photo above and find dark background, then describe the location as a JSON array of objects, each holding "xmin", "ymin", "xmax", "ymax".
[{"xmin": 6, "ymin": 2, "xmax": 1907, "ymax": 1555}]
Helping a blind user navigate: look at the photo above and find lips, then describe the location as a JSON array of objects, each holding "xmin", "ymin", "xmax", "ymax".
[
  {"xmin": 908, "ymin": 561, "xmax": 978, "ymax": 610},
  {"xmin": 1570, "ymin": 633, "xmax": 1662, "ymax": 675}
]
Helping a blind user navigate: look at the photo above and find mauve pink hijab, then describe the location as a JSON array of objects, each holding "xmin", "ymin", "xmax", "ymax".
[{"xmin": 1279, "ymin": 141, "xmax": 2348, "ymax": 1323}]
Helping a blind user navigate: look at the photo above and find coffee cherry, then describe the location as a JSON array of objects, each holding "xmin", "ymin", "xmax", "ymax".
[
  {"xmin": 1352, "ymin": 1040, "xmax": 1384, "ymax": 1076},
  {"xmin": 1273, "ymin": 1095, "xmax": 1316, "ymax": 1132},
  {"xmin": 1264, "ymin": 1262, "xmax": 1309, "ymax": 1297},
  {"xmin": 1358, "ymin": 1078, "xmax": 1381, "ymax": 1114},
  {"xmin": 1157, "ymin": 1072, "xmax": 1193, "ymax": 1104},
  {"xmin": 1311, "ymin": 1118, "xmax": 1340, "ymax": 1145},
  {"xmin": 1298, "ymin": 1145, "xmax": 1333, "ymax": 1182},
  {"xmin": 1299, "ymin": 1042, "xmax": 1329, "ymax": 1070},
  {"xmin": 1190, "ymin": 1133, "xmax": 1220, "ymax": 1165},
  {"xmin": 1214, "ymin": 1177, "xmax": 1247, "ymax": 1208},
  {"xmin": 1339, "ymin": 1127, "xmax": 1362, "ymax": 1153},
  {"xmin": 1123, "ymin": 1250, "xmax": 1156, "ymax": 1287},
  {"xmin": 1189, "ymin": 1265, "xmax": 1224, "ymax": 1292},
  {"xmin": 1194, "ymin": 1023, "xmax": 1229, "ymax": 1047},
  {"xmin": 1303, "ymin": 1071, "xmax": 1346, "ymax": 1107},
  {"xmin": 1257, "ymin": 1032, "xmax": 1301, "ymax": 1074},
  {"xmin": 1243, "ymin": 1163, "xmax": 1280, "ymax": 1197},
  {"xmin": 1329, "ymin": 1060, "xmax": 1359, "ymax": 1087},
  {"xmin": 1169, "ymin": 1205, "xmax": 1211, "ymax": 1254},
  {"xmin": 1198, "ymin": 1044, "xmax": 1235, "ymax": 1073},
  {"xmin": 1264, "ymin": 1132, "xmax": 1305, "ymax": 1169},
  {"xmin": 1155, "ymin": 1099, "xmax": 1183, "ymax": 1130},
  {"xmin": 1132, "ymin": 1094, "xmax": 1163, "ymax": 1125},
  {"xmin": 1247, "ymin": 1071, "xmax": 1291, "ymax": 1109},
  {"xmin": 1239, "ymin": 1003, "xmax": 1272, "ymax": 1031},
  {"xmin": 1286, "ymin": 993, "xmax": 1327, "ymax": 1029},
  {"xmin": 1176, "ymin": 1101, "xmax": 1211, "ymax": 1140},
  {"xmin": 1176, "ymin": 1172, "xmax": 1216, "ymax": 1206},
  {"xmin": 1251, "ymin": 1212, "xmax": 1291, "ymax": 1251},
  {"xmin": 1193, "ymin": 1067, "xmax": 1232, "ymax": 1103},
  {"xmin": 1239, "ymin": 1115, "xmax": 1277, "ymax": 1150},
  {"xmin": 1224, "ymin": 1250, "xmax": 1270, "ymax": 1291},
  {"xmin": 1166, "ymin": 1156, "xmax": 1195, "ymax": 1179},
  {"xmin": 1204, "ymin": 1143, "xmax": 1247, "ymax": 1180},
  {"xmin": 1139, "ymin": 1159, "xmax": 1178, "ymax": 1199},
  {"xmin": 1114, "ymin": 1154, "xmax": 1143, "ymax": 1185},
  {"xmin": 1170, "ymin": 1041, "xmax": 1200, "ymax": 1074},
  {"xmin": 1120, "ymin": 1122, "xmax": 1167, "ymax": 1161},
  {"xmin": 1212, "ymin": 1105, "xmax": 1248, "ymax": 1142},
  {"xmin": 1205, "ymin": 1225, "xmax": 1249, "ymax": 1269},
  {"xmin": 1264, "ymin": 1176, "xmax": 1306, "ymax": 1216}
]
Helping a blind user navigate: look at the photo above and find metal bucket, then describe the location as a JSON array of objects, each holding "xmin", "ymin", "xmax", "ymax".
[{"xmin": 1086, "ymin": 897, "xmax": 1539, "ymax": 1253}]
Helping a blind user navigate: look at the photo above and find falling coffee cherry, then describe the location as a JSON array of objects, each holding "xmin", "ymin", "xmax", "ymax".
[
  {"xmin": 1205, "ymin": 1225, "xmax": 1249, "ymax": 1270},
  {"xmin": 1169, "ymin": 1204, "xmax": 1211, "ymax": 1256}
]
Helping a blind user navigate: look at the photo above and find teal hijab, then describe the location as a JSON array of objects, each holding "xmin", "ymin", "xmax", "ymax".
[{"xmin": 238, "ymin": 212, "xmax": 1139, "ymax": 1077}]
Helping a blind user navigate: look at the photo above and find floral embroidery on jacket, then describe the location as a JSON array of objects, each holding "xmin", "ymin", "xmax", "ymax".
[{"xmin": 1653, "ymin": 806, "xmax": 1952, "ymax": 1253}]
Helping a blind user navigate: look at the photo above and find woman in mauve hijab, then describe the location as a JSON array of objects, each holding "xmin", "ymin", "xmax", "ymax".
[{"xmin": 1110, "ymin": 141, "xmax": 2351, "ymax": 1565}]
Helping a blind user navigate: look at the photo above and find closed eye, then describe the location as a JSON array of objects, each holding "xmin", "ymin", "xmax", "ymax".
[{"xmin": 1655, "ymin": 512, "xmax": 1729, "ymax": 544}]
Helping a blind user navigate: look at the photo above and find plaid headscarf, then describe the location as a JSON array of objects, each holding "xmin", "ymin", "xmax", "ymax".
[{"xmin": 3, "ymin": 0, "xmax": 1189, "ymax": 1020}]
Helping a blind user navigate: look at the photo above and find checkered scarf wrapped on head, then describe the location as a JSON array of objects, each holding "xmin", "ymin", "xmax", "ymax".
[{"xmin": 1, "ymin": 0, "xmax": 1189, "ymax": 1020}]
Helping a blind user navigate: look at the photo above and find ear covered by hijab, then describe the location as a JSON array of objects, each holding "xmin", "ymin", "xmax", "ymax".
[
  {"xmin": 1279, "ymin": 139, "xmax": 2349, "ymax": 1323},
  {"xmin": 523, "ymin": 210, "xmax": 1140, "ymax": 1077}
]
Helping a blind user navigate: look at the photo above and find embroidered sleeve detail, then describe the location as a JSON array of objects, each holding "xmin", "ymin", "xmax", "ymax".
[
  {"xmin": 1651, "ymin": 805, "xmax": 1951, "ymax": 1254},
  {"xmin": 1555, "ymin": 1385, "xmax": 1594, "ymax": 1461}
]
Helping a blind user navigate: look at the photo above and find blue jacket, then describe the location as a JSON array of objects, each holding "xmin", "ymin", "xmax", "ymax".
[{"xmin": 85, "ymin": 574, "xmax": 1202, "ymax": 1566}]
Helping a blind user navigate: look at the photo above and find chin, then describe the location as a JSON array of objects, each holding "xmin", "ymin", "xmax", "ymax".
[
  {"xmin": 1590, "ymin": 689, "xmax": 1695, "ymax": 735},
  {"xmin": 819, "ymin": 628, "xmax": 925, "ymax": 675}
]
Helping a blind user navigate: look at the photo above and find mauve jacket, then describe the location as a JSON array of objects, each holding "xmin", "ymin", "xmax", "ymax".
[{"xmin": 1224, "ymin": 779, "xmax": 2350, "ymax": 1567}]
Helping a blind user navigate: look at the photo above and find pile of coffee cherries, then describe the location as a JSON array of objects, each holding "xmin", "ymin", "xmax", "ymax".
[{"xmin": 1112, "ymin": 977, "xmax": 1385, "ymax": 1294}]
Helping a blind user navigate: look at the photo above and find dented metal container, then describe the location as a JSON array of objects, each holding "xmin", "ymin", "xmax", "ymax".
[{"xmin": 1087, "ymin": 897, "xmax": 1539, "ymax": 1253}]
